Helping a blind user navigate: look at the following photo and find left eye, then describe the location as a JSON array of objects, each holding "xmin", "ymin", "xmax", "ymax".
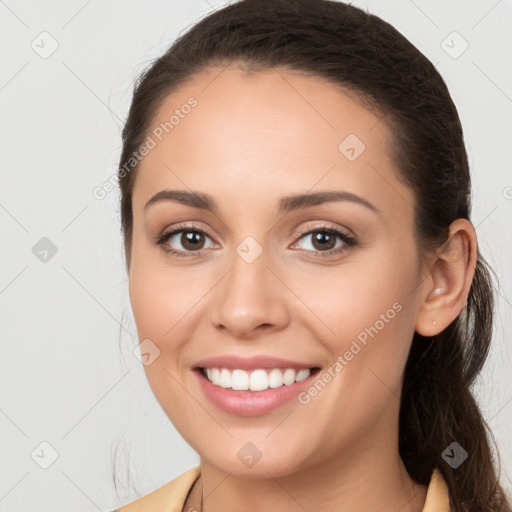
[{"xmin": 292, "ymin": 226, "xmax": 357, "ymax": 254}]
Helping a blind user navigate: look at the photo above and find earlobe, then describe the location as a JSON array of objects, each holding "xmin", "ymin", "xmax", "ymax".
[{"xmin": 414, "ymin": 219, "xmax": 477, "ymax": 337}]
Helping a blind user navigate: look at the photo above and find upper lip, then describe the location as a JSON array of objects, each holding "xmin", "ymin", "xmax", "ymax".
[{"xmin": 193, "ymin": 355, "xmax": 319, "ymax": 371}]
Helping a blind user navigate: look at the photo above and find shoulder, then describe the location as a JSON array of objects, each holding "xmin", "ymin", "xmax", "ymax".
[
  {"xmin": 110, "ymin": 465, "xmax": 450, "ymax": 511},
  {"xmin": 422, "ymin": 468, "xmax": 452, "ymax": 512},
  {"xmin": 112, "ymin": 465, "xmax": 201, "ymax": 512}
]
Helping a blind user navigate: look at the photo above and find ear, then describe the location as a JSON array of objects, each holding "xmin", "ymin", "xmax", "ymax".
[{"xmin": 415, "ymin": 219, "xmax": 477, "ymax": 337}]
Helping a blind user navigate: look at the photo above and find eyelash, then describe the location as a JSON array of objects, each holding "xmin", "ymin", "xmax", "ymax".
[{"xmin": 154, "ymin": 222, "xmax": 358, "ymax": 259}]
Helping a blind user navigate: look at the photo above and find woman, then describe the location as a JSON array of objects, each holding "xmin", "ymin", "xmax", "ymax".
[{"xmin": 112, "ymin": 0, "xmax": 511, "ymax": 510}]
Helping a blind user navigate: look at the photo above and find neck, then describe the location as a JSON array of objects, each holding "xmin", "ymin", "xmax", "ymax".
[{"xmin": 188, "ymin": 438, "xmax": 427, "ymax": 512}]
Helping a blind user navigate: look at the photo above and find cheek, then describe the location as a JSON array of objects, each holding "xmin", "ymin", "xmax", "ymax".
[
  {"xmin": 128, "ymin": 263, "xmax": 199, "ymax": 422},
  {"xmin": 129, "ymin": 269, "xmax": 169, "ymax": 340},
  {"xmin": 128, "ymin": 243, "xmax": 196, "ymax": 342},
  {"xmin": 294, "ymin": 251, "xmax": 418, "ymax": 398},
  {"xmin": 288, "ymin": 274, "xmax": 415, "ymax": 457},
  {"xmin": 298, "ymin": 260, "xmax": 413, "ymax": 349},
  {"xmin": 128, "ymin": 255, "xmax": 217, "ymax": 389}
]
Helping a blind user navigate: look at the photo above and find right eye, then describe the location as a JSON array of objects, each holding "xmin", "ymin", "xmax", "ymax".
[{"xmin": 155, "ymin": 224, "xmax": 217, "ymax": 257}]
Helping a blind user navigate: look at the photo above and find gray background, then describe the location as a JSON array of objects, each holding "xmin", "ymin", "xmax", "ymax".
[{"xmin": 1, "ymin": 0, "xmax": 511, "ymax": 510}]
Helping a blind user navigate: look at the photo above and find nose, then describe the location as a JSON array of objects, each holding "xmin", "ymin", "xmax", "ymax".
[{"xmin": 209, "ymin": 243, "xmax": 290, "ymax": 340}]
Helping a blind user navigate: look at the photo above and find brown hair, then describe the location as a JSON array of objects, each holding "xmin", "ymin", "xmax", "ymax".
[{"xmin": 116, "ymin": 0, "xmax": 510, "ymax": 509}]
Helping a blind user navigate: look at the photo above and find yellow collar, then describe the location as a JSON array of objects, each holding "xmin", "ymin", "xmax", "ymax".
[{"xmin": 114, "ymin": 465, "xmax": 451, "ymax": 511}]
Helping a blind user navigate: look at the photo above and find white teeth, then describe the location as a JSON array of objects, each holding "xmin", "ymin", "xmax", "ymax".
[
  {"xmin": 283, "ymin": 368, "xmax": 296, "ymax": 385},
  {"xmin": 219, "ymin": 368, "xmax": 231, "ymax": 388},
  {"xmin": 211, "ymin": 368, "xmax": 221, "ymax": 385},
  {"xmin": 202, "ymin": 367, "xmax": 312, "ymax": 391},
  {"xmin": 268, "ymin": 368, "xmax": 283, "ymax": 388},
  {"xmin": 295, "ymin": 368, "xmax": 310, "ymax": 382},
  {"xmin": 231, "ymin": 369, "xmax": 249, "ymax": 390},
  {"xmin": 249, "ymin": 369, "xmax": 268, "ymax": 391}
]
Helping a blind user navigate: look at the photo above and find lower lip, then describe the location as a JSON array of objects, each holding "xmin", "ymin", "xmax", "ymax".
[{"xmin": 194, "ymin": 368, "xmax": 319, "ymax": 417}]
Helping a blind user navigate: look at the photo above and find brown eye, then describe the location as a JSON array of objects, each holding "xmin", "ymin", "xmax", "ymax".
[
  {"xmin": 309, "ymin": 231, "xmax": 337, "ymax": 251},
  {"xmin": 179, "ymin": 230, "xmax": 206, "ymax": 251},
  {"xmin": 290, "ymin": 224, "xmax": 358, "ymax": 259},
  {"xmin": 156, "ymin": 225, "xmax": 216, "ymax": 257}
]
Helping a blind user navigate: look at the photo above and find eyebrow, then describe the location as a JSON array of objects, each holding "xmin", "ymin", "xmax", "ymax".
[{"xmin": 144, "ymin": 189, "xmax": 380, "ymax": 215}]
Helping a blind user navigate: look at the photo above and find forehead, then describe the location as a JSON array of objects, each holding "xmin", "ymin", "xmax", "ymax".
[{"xmin": 132, "ymin": 65, "xmax": 412, "ymax": 218}]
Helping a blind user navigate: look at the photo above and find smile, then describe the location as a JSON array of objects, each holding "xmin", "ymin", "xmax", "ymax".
[
  {"xmin": 194, "ymin": 365, "xmax": 321, "ymax": 416},
  {"xmin": 201, "ymin": 366, "xmax": 313, "ymax": 391}
]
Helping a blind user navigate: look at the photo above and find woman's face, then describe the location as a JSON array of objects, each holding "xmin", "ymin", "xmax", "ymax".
[{"xmin": 128, "ymin": 66, "xmax": 427, "ymax": 478}]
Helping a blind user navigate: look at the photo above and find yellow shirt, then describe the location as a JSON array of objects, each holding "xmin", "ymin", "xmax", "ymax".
[{"xmin": 113, "ymin": 466, "xmax": 451, "ymax": 512}]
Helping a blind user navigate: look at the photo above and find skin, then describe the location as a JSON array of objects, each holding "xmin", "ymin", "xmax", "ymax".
[{"xmin": 127, "ymin": 65, "xmax": 477, "ymax": 512}]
